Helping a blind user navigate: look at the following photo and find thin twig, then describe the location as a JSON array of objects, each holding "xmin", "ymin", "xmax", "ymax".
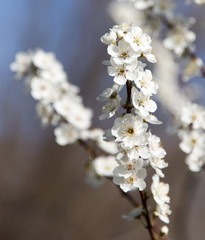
[{"xmin": 139, "ymin": 191, "xmax": 156, "ymax": 240}]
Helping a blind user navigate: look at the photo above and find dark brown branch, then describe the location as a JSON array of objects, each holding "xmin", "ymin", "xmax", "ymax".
[
  {"xmin": 120, "ymin": 188, "xmax": 139, "ymax": 207},
  {"xmin": 126, "ymin": 80, "xmax": 132, "ymax": 114},
  {"xmin": 139, "ymin": 191, "xmax": 156, "ymax": 240}
]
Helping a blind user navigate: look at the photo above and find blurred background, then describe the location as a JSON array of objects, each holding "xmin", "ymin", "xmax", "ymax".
[{"xmin": 0, "ymin": 0, "xmax": 205, "ymax": 239}]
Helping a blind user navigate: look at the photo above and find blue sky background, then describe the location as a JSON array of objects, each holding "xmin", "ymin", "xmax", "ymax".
[{"xmin": 0, "ymin": 0, "xmax": 111, "ymax": 140}]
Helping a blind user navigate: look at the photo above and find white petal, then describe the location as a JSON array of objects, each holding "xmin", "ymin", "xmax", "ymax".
[
  {"xmin": 108, "ymin": 45, "xmax": 119, "ymax": 57},
  {"xmin": 114, "ymin": 75, "xmax": 127, "ymax": 85}
]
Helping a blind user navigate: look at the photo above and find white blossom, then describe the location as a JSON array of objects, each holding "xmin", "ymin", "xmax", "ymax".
[
  {"xmin": 89, "ymin": 128, "xmax": 118, "ymax": 154},
  {"xmin": 179, "ymin": 129, "xmax": 205, "ymax": 154},
  {"xmin": 140, "ymin": 113, "xmax": 162, "ymax": 125},
  {"xmin": 151, "ymin": 174, "xmax": 170, "ymax": 205},
  {"xmin": 108, "ymin": 39, "xmax": 139, "ymax": 66},
  {"xmin": 67, "ymin": 105, "xmax": 93, "ymax": 130},
  {"xmin": 32, "ymin": 49, "xmax": 57, "ymax": 70},
  {"xmin": 132, "ymin": 87, "xmax": 157, "ymax": 118},
  {"xmin": 160, "ymin": 225, "xmax": 169, "ymax": 235},
  {"xmin": 97, "ymin": 84, "xmax": 122, "ymax": 102},
  {"xmin": 128, "ymin": 145, "xmax": 151, "ymax": 160},
  {"xmin": 183, "ymin": 57, "xmax": 203, "ymax": 82},
  {"xmin": 30, "ymin": 76, "xmax": 56, "ymax": 101},
  {"xmin": 54, "ymin": 96, "xmax": 82, "ymax": 120},
  {"xmin": 149, "ymin": 157, "xmax": 168, "ymax": 178},
  {"xmin": 135, "ymin": 69, "xmax": 158, "ymax": 96},
  {"xmin": 99, "ymin": 96, "xmax": 121, "ymax": 120},
  {"xmin": 148, "ymin": 133, "xmax": 166, "ymax": 159},
  {"xmin": 112, "ymin": 150, "xmax": 147, "ymax": 192},
  {"xmin": 100, "ymin": 30, "xmax": 117, "ymax": 45},
  {"xmin": 113, "ymin": 169, "xmax": 147, "ymax": 192},
  {"xmin": 124, "ymin": 26, "xmax": 151, "ymax": 51},
  {"xmin": 108, "ymin": 61, "xmax": 138, "ymax": 85},
  {"xmin": 185, "ymin": 149, "xmax": 205, "ymax": 172},
  {"xmin": 178, "ymin": 103, "xmax": 205, "ymax": 172},
  {"xmin": 54, "ymin": 123, "xmax": 79, "ymax": 145},
  {"xmin": 10, "ymin": 51, "xmax": 32, "ymax": 79},
  {"xmin": 39, "ymin": 66, "xmax": 67, "ymax": 84},
  {"xmin": 155, "ymin": 203, "xmax": 172, "ymax": 224},
  {"xmin": 180, "ymin": 103, "xmax": 205, "ymax": 130},
  {"xmin": 113, "ymin": 157, "xmax": 147, "ymax": 192},
  {"xmin": 93, "ymin": 156, "xmax": 118, "ymax": 177},
  {"xmin": 111, "ymin": 114, "xmax": 148, "ymax": 149},
  {"xmin": 112, "ymin": 23, "xmax": 133, "ymax": 39},
  {"xmin": 163, "ymin": 26, "xmax": 196, "ymax": 56}
]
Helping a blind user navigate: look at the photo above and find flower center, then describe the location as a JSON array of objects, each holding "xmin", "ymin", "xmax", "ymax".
[
  {"xmin": 119, "ymin": 68, "xmax": 125, "ymax": 75},
  {"xmin": 127, "ymin": 164, "xmax": 134, "ymax": 170},
  {"xmin": 192, "ymin": 114, "xmax": 197, "ymax": 121},
  {"xmin": 135, "ymin": 37, "xmax": 140, "ymax": 45},
  {"xmin": 121, "ymin": 52, "xmax": 128, "ymax": 59},
  {"xmin": 192, "ymin": 138, "xmax": 197, "ymax": 144},
  {"xmin": 127, "ymin": 128, "xmax": 134, "ymax": 135},
  {"xmin": 40, "ymin": 84, "xmax": 47, "ymax": 91},
  {"xmin": 128, "ymin": 177, "xmax": 134, "ymax": 184}
]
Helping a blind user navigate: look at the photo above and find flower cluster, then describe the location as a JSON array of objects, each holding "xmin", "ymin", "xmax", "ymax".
[
  {"xmin": 11, "ymin": 49, "xmax": 121, "ymax": 189},
  {"xmin": 163, "ymin": 17, "xmax": 196, "ymax": 57},
  {"xmin": 100, "ymin": 23, "xmax": 171, "ymax": 224},
  {"xmin": 151, "ymin": 174, "xmax": 171, "ymax": 224},
  {"xmin": 115, "ymin": 0, "xmax": 203, "ymax": 81},
  {"xmin": 178, "ymin": 103, "xmax": 205, "ymax": 172},
  {"xmin": 154, "ymin": 42, "xmax": 205, "ymax": 173},
  {"xmin": 101, "ymin": 23, "xmax": 156, "ymax": 64},
  {"xmin": 111, "ymin": 0, "xmax": 205, "ymax": 176},
  {"xmin": 10, "ymin": 49, "xmax": 93, "ymax": 145}
]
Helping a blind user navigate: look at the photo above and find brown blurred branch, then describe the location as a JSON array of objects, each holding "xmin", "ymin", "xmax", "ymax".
[{"xmin": 78, "ymin": 139, "xmax": 140, "ymax": 207}]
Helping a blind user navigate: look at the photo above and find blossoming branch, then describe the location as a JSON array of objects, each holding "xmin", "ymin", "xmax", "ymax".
[{"xmin": 99, "ymin": 23, "xmax": 171, "ymax": 239}]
